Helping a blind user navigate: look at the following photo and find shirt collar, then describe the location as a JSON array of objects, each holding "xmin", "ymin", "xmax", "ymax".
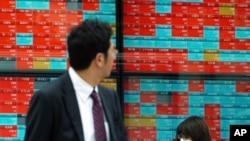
[{"xmin": 69, "ymin": 67, "xmax": 98, "ymax": 101}]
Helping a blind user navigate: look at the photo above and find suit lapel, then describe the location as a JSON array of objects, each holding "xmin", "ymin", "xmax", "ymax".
[
  {"xmin": 61, "ymin": 73, "xmax": 84, "ymax": 141},
  {"xmin": 98, "ymin": 86, "xmax": 115, "ymax": 141},
  {"xmin": 98, "ymin": 86, "xmax": 111, "ymax": 121}
]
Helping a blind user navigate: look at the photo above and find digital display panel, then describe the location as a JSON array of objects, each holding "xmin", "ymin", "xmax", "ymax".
[
  {"xmin": 1, "ymin": 0, "xmax": 250, "ymax": 141},
  {"xmin": 124, "ymin": 77, "xmax": 250, "ymax": 141},
  {"xmin": 0, "ymin": 76, "xmax": 117, "ymax": 140},
  {"xmin": 0, "ymin": 0, "xmax": 117, "ymax": 70},
  {"xmin": 123, "ymin": 0, "xmax": 250, "ymax": 74}
]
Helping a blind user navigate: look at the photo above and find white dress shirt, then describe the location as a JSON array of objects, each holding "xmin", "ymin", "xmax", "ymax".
[{"xmin": 69, "ymin": 67, "xmax": 110, "ymax": 141}]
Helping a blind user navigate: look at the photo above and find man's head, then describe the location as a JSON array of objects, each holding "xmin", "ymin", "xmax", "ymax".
[{"xmin": 67, "ymin": 19, "xmax": 114, "ymax": 72}]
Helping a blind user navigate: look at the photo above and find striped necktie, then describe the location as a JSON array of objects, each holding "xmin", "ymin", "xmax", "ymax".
[{"xmin": 91, "ymin": 90, "xmax": 107, "ymax": 141}]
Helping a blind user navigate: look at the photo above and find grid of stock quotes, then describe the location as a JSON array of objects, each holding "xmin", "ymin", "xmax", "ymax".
[{"xmin": 0, "ymin": 0, "xmax": 250, "ymax": 141}]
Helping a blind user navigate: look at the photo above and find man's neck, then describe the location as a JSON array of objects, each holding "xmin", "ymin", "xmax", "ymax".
[{"xmin": 75, "ymin": 69, "xmax": 101, "ymax": 87}]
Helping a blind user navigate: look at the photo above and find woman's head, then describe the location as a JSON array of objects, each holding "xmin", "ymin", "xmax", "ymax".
[{"xmin": 176, "ymin": 116, "xmax": 212, "ymax": 141}]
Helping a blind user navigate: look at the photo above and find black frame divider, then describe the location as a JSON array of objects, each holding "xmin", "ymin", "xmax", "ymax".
[
  {"xmin": 122, "ymin": 72, "xmax": 250, "ymax": 80},
  {"xmin": 116, "ymin": 0, "xmax": 125, "ymax": 112}
]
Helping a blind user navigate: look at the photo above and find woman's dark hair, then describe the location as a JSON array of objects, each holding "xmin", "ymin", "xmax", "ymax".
[
  {"xmin": 67, "ymin": 19, "xmax": 112, "ymax": 70},
  {"xmin": 176, "ymin": 115, "xmax": 212, "ymax": 141}
]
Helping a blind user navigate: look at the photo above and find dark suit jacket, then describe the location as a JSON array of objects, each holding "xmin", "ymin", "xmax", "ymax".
[{"xmin": 24, "ymin": 72, "xmax": 128, "ymax": 141}]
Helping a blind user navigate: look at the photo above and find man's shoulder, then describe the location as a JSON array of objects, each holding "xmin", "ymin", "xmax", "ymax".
[
  {"xmin": 37, "ymin": 72, "xmax": 71, "ymax": 94},
  {"xmin": 98, "ymin": 84, "xmax": 115, "ymax": 92}
]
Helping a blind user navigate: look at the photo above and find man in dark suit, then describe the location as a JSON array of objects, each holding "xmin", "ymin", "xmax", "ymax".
[{"xmin": 24, "ymin": 19, "xmax": 128, "ymax": 141}]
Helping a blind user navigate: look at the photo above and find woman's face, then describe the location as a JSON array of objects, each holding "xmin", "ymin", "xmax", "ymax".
[
  {"xmin": 180, "ymin": 138, "xmax": 192, "ymax": 141},
  {"xmin": 177, "ymin": 134, "xmax": 192, "ymax": 141}
]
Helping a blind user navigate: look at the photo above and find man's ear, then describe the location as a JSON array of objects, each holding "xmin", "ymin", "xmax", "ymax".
[{"xmin": 95, "ymin": 53, "xmax": 104, "ymax": 67}]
